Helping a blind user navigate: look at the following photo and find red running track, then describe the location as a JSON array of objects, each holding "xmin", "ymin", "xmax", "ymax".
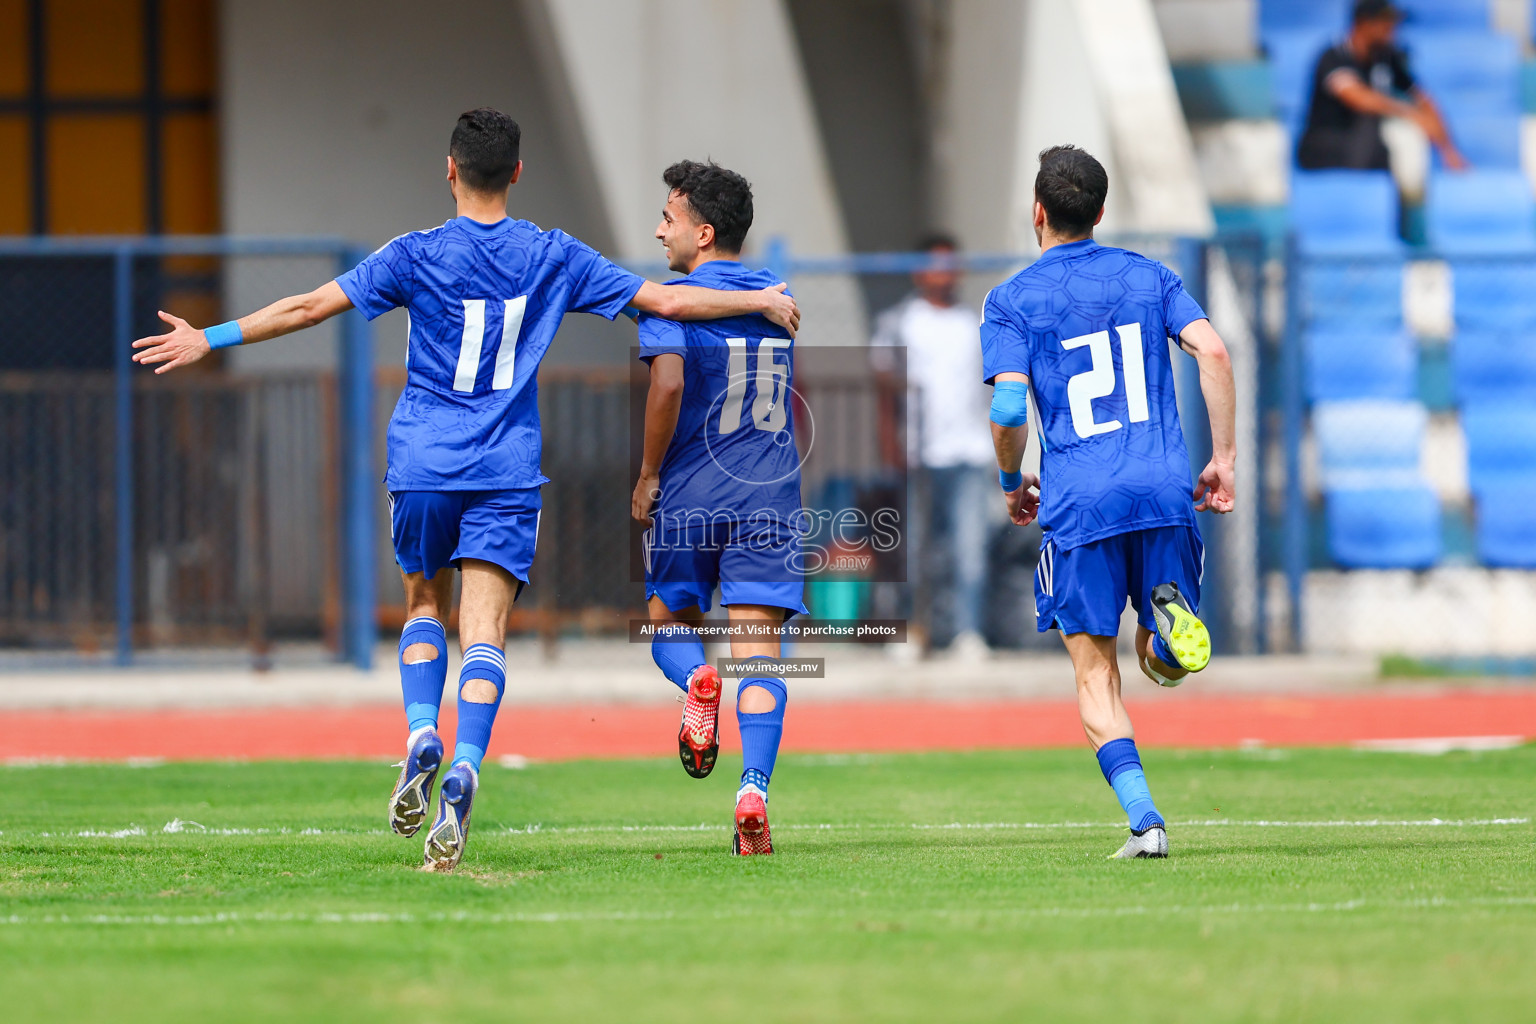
[{"xmin": 2, "ymin": 691, "xmax": 1535, "ymax": 761}]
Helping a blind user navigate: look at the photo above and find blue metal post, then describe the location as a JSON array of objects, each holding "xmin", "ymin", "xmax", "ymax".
[
  {"xmin": 764, "ymin": 235, "xmax": 791, "ymax": 283},
  {"xmin": 113, "ymin": 247, "xmax": 134, "ymax": 665},
  {"xmin": 1174, "ymin": 238, "xmax": 1226, "ymax": 652},
  {"xmin": 339, "ymin": 247, "xmax": 376, "ymax": 669},
  {"xmin": 764, "ymin": 234, "xmax": 794, "ymax": 654},
  {"xmin": 1281, "ymin": 238, "xmax": 1307, "ymax": 651}
]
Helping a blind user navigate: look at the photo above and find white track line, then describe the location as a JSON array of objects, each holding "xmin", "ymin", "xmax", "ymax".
[
  {"xmin": 4, "ymin": 895, "xmax": 1536, "ymax": 928},
  {"xmin": 3, "ymin": 816, "xmax": 1528, "ymax": 839}
]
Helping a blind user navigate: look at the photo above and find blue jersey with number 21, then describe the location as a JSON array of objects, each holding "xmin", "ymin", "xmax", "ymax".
[
  {"xmin": 637, "ymin": 261, "xmax": 799, "ymax": 520},
  {"xmin": 980, "ymin": 239, "xmax": 1208, "ymax": 551},
  {"xmin": 337, "ymin": 216, "xmax": 644, "ymax": 491}
]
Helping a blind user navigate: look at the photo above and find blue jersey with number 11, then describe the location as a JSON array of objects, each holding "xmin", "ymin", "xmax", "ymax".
[
  {"xmin": 979, "ymin": 239, "xmax": 1208, "ymax": 551},
  {"xmin": 337, "ymin": 216, "xmax": 644, "ymax": 491},
  {"xmin": 637, "ymin": 261, "xmax": 799, "ymax": 520}
]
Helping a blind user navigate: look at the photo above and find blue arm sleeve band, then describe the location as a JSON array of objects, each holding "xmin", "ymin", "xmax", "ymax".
[
  {"xmin": 204, "ymin": 321, "xmax": 243, "ymax": 349},
  {"xmin": 999, "ymin": 469, "xmax": 1024, "ymax": 492},
  {"xmin": 989, "ymin": 380, "xmax": 1030, "ymax": 428}
]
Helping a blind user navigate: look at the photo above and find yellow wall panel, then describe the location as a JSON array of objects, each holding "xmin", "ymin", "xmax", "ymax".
[
  {"xmin": 162, "ymin": 112, "xmax": 217, "ymax": 233},
  {"xmin": 160, "ymin": 0, "xmax": 214, "ymax": 97},
  {"xmin": 46, "ymin": 0, "xmax": 142, "ymax": 96},
  {"xmin": 0, "ymin": 117, "xmax": 29, "ymax": 234},
  {"xmin": 0, "ymin": 0, "xmax": 28, "ymax": 96},
  {"xmin": 47, "ymin": 115, "xmax": 144, "ymax": 233}
]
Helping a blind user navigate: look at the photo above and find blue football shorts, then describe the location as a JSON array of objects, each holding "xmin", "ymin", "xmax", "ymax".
[
  {"xmin": 388, "ymin": 488, "xmax": 540, "ymax": 593},
  {"xmin": 644, "ymin": 514, "xmax": 808, "ymax": 618},
  {"xmin": 1034, "ymin": 525, "xmax": 1203, "ymax": 637}
]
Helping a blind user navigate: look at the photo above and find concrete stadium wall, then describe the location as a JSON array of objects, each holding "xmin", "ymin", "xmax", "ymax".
[{"xmin": 218, "ymin": 0, "xmax": 630, "ymax": 369}]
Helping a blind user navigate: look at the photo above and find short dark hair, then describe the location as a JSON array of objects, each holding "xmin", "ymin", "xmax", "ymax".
[
  {"xmin": 915, "ymin": 231, "xmax": 959, "ymax": 252},
  {"xmin": 1035, "ymin": 145, "xmax": 1109, "ymax": 237},
  {"xmin": 662, "ymin": 160, "xmax": 754, "ymax": 253},
  {"xmin": 1351, "ymin": 0, "xmax": 1403, "ymax": 25},
  {"xmin": 450, "ymin": 108, "xmax": 521, "ymax": 193}
]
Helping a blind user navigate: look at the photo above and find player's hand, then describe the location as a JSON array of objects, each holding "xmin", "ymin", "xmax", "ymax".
[
  {"xmin": 1004, "ymin": 473, "xmax": 1040, "ymax": 527},
  {"xmin": 1441, "ymin": 146, "xmax": 1470, "ymax": 172},
  {"xmin": 132, "ymin": 311, "xmax": 211, "ymax": 374},
  {"xmin": 631, "ymin": 471, "xmax": 661, "ymax": 524},
  {"xmin": 759, "ymin": 284, "xmax": 800, "ymax": 339},
  {"xmin": 1193, "ymin": 459, "xmax": 1235, "ymax": 514}
]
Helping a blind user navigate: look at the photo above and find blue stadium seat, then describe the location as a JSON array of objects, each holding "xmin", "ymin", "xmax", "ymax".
[
  {"xmin": 1434, "ymin": 110, "xmax": 1521, "ymax": 168},
  {"xmin": 1451, "ymin": 331, "xmax": 1536, "ymax": 403},
  {"xmin": 1291, "ymin": 171, "xmax": 1403, "ymax": 253},
  {"xmin": 1313, "ymin": 399, "xmax": 1426, "ymax": 489},
  {"xmin": 1426, "ymin": 170, "xmax": 1536, "ymax": 253},
  {"xmin": 1326, "ymin": 485, "xmax": 1443, "ymax": 568},
  {"xmin": 1403, "ymin": 30, "xmax": 1520, "ymax": 113},
  {"xmin": 1475, "ymin": 480, "xmax": 1536, "ymax": 566},
  {"xmin": 1259, "ymin": 0, "xmax": 1347, "ymax": 42},
  {"xmin": 1463, "ymin": 401, "xmax": 1536, "ymax": 493},
  {"xmin": 1451, "ymin": 260, "xmax": 1536, "ymax": 329},
  {"xmin": 1305, "ymin": 327, "xmax": 1418, "ymax": 401},
  {"xmin": 1299, "ymin": 259, "xmax": 1404, "ymax": 328},
  {"xmin": 1397, "ymin": 0, "xmax": 1490, "ymax": 28}
]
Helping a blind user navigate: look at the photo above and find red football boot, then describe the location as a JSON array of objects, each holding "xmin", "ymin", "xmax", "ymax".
[
  {"xmin": 733, "ymin": 789, "xmax": 773, "ymax": 856},
  {"xmin": 677, "ymin": 664, "xmax": 721, "ymax": 778}
]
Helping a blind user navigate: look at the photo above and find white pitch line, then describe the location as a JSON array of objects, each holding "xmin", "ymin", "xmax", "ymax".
[
  {"xmin": 4, "ymin": 895, "xmax": 1536, "ymax": 928},
  {"xmin": 3, "ymin": 816, "xmax": 1528, "ymax": 840}
]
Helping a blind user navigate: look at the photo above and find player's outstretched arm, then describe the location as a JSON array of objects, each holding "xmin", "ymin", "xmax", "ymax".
[
  {"xmin": 1178, "ymin": 318, "xmax": 1237, "ymax": 514},
  {"xmin": 629, "ymin": 281, "xmax": 800, "ymax": 338},
  {"xmin": 989, "ymin": 371, "xmax": 1040, "ymax": 527},
  {"xmin": 632, "ymin": 354, "xmax": 685, "ymax": 524},
  {"xmin": 132, "ymin": 281, "xmax": 354, "ymax": 374}
]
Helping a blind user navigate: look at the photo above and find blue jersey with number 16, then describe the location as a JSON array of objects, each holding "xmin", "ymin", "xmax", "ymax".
[
  {"xmin": 979, "ymin": 239, "xmax": 1208, "ymax": 551},
  {"xmin": 337, "ymin": 216, "xmax": 644, "ymax": 491},
  {"xmin": 637, "ymin": 260, "xmax": 799, "ymax": 520}
]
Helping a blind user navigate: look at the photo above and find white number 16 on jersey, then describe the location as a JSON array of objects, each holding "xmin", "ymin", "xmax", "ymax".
[
  {"xmin": 719, "ymin": 337, "xmax": 790, "ymax": 433},
  {"xmin": 1060, "ymin": 322, "xmax": 1150, "ymax": 440}
]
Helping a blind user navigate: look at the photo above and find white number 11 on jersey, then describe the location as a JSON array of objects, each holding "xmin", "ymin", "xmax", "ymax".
[
  {"xmin": 1060, "ymin": 322, "xmax": 1149, "ymax": 440},
  {"xmin": 454, "ymin": 297, "xmax": 528, "ymax": 393}
]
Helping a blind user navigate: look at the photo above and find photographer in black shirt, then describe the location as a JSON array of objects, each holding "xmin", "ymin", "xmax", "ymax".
[{"xmin": 1296, "ymin": 0, "xmax": 1467, "ymax": 171}]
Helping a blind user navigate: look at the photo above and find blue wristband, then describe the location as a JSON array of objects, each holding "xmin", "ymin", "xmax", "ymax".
[
  {"xmin": 204, "ymin": 321, "xmax": 243, "ymax": 349},
  {"xmin": 999, "ymin": 469, "xmax": 1024, "ymax": 492}
]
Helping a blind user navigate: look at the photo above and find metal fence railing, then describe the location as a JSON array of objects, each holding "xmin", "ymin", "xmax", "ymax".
[
  {"xmin": 12, "ymin": 231, "xmax": 1418, "ymax": 664},
  {"xmin": 0, "ymin": 238, "xmax": 375, "ymax": 668}
]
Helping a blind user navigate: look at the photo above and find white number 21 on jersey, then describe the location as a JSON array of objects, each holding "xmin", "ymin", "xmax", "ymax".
[{"xmin": 1060, "ymin": 323, "xmax": 1149, "ymax": 440}]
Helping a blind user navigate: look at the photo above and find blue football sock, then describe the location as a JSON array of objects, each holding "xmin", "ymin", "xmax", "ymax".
[
  {"xmin": 737, "ymin": 666, "xmax": 787, "ymax": 794},
  {"xmin": 1096, "ymin": 738, "xmax": 1165, "ymax": 832},
  {"xmin": 1151, "ymin": 630, "xmax": 1178, "ymax": 669},
  {"xmin": 399, "ymin": 616, "xmax": 448, "ymax": 734},
  {"xmin": 453, "ymin": 643, "xmax": 506, "ymax": 771},
  {"xmin": 652, "ymin": 622, "xmax": 706, "ymax": 693}
]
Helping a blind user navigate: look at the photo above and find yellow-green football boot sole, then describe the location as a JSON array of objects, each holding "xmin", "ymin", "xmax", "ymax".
[{"xmin": 1150, "ymin": 583, "xmax": 1210, "ymax": 673}]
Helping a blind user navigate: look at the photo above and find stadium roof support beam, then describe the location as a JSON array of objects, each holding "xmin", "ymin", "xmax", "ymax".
[
  {"xmin": 526, "ymin": 0, "xmax": 854, "ymax": 263},
  {"xmin": 936, "ymin": 0, "xmax": 1212, "ymax": 252}
]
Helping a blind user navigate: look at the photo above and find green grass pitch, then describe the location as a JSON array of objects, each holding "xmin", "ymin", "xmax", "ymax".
[{"xmin": 3, "ymin": 747, "xmax": 1534, "ymax": 1022}]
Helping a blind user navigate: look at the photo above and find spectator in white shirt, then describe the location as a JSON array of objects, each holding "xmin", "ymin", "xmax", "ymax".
[{"xmin": 871, "ymin": 234, "xmax": 998, "ymax": 660}]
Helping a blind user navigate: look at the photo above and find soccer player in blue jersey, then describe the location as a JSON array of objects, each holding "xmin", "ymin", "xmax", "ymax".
[
  {"xmin": 631, "ymin": 161, "xmax": 804, "ymax": 855},
  {"xmin": 132, "ymin": 109, "xmax": 800, "ymax": 872},
  {"xmin": 982, "ymin": 146, "xmax": 1236, "ymax": 859}
]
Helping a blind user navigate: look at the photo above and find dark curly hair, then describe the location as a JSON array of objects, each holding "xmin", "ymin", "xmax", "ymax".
[{"xmin": 662, "ymin": 160, "xmax": 754, "ymax": 253}]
